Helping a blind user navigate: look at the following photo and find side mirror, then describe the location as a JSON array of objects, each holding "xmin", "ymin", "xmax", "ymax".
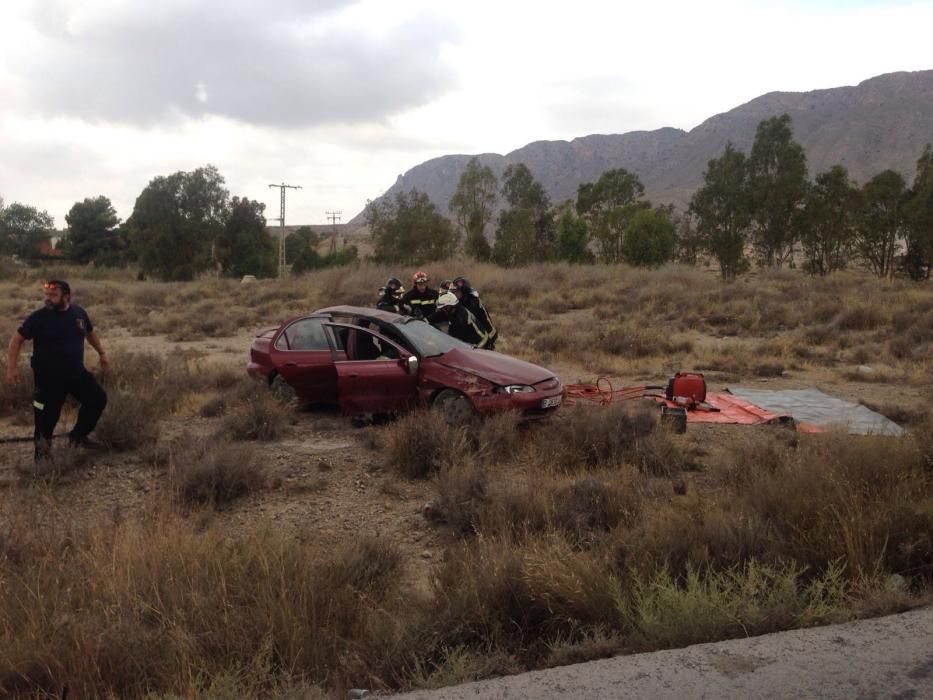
[{"xmin": 405, "ymin": 355, "xmax": 420, "ymax": 374}]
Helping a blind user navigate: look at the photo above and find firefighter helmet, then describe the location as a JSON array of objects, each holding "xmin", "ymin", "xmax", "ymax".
[
  {"xmin": 385, "ymin": 277, "xmax": 403, "ymax": 295},
  {"xmin": 412, "ymin": 271, "xmax": 429, "ymax": 284},
  {"xmin": 436, "ymin": 292, "xmax": 458, "ymax": 309},
  {"xmin": 452, "ymin": 276, "xmax": 471, "ymax": 293},
  {"xmin": 439, "ymin": 279, "xmax": 452, "ymax": 292}
]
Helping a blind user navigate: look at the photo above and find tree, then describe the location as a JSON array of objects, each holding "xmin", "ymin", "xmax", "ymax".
[
  {"xmin": 291, "ymin": 246, "xmax": 324, "ymax": 274},
  {"xmin": 747, "ymin": 114, "xmax": 808, "ymax": 267},
  {"xmin": 800, "ymin": 166, "xmax": 859, "ymax": 275},
  {"xmin": 623, "ymin": 208, "xmax": 675, "ymax": 266},
  {"xmin": 128, "ymin": 165, "xmax": 230, "ymax": 280},
  {"xmin": 285, "ymin": 226, "xmax": 322, "ymax": 262},
  {"xmin": 60, "ymin": 196, "xmax": 123, "ymax": 266},
  {"xmin": 554, "ymin": 206, "xmax": 592, "ymax": 263},
  {"xmin": 0, "ymin": 202, "xmax": 55, "ymax": 260},
  {"xmin": 449, "ymin": 157, "xmax": 497, "ymax": 262},
  {"xmin": 215, "ymin": 197, "xmax": 275, "ymax": 278},
  {"xmin": 366, "ymin": 189, "xmax": 458, "ymax": 264},
  {"xmin": 492, "ymin": 208, "xmax": 537, "ymax": 266},
  {"xmin": 673, "ymin": 211, "xmax": 703, "ymax": 265},
  {"xmin": 502, "ymin": 163, "xmax": 549, "ymax": 210},
  {"xmin": 855, "ymin": 169, "xmax": 907, "ymax": 279},
  {"xmin": 690, "ymin": 143, "xmax": 752, "ymax": 280},
  {"xmin": 904, "ymin": 143, "xmax": 933, "ymax": 280},
  {"xmin": 576, "ymin": 168, "xmax": 646, "ymax": 263},
  {"xmin": 493, "ymin": 164, "xmax": 554, "ymax": 265}
]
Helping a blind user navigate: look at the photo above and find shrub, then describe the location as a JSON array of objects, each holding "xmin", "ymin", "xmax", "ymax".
[
  {"xmin": 0, "ymin": 356, "xmax": 33, "ymax": 419},
  {"xmin": 382, "ymin": 410, "xmax": 471, "ymax": 479},
  {"xmin": 551, "ymin": 476, "xmax": 642, "ymax": 538},
  {"xmin": 0, "ymin": 514, "xmax": 413, "ymax": 697},
  {"xmin": 621, "ymin": 561, "xmax": 852, "ymax": 651},
  {"xmin": 90, "ymin": 387, "xmax": 161, "ymax": 450},
  {"xmin": 172, "ymin": 438, "xmax": 267, "ymax": 507},
  {"xmin": 718, "ymin": 432, "xmax": 933, "ymax": 578},
  {"xmin": 220, "ymin": 384, "xmax": 290, "ymax": 441},
  {"xmin": 834, "ymin": 305, "xmax": 884, "ymax": 331},
  {"xmin": 590, "ymin": 323, "xmax": 693, "ymax": 358},
  {"xmin": 531, "ymin": 401, "xmax": 657, "ymax": 470},
  {"xmin": 436, "ymin": 461, "xmax": 489, "ymax": 534}
]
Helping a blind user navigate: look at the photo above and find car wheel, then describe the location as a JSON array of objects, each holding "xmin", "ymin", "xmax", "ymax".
[
  {"xmin": 433, "ymin": 389, "xmax": 476, "ymax": 424},
  {"xmin": 270, "ymin": 374, "xmax": 296, "ymax": 403}
]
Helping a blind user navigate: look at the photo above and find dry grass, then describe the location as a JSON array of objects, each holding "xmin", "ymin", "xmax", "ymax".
[
  {"xmin": 171, "ymin": 437, "xmax": 268, "ymax": 507},
  {"xmin": 0, "ymin": 260, "xmax": 930, "ymax": 696},
  {"xmin": 382, "ymin": 410, "xmax": 471, "ymax": 479},
  {"xmin": 219, "ymin": 382, "xmax": 292, "ymax": 441},
  {"xmin": 0, "ymin": 510, "xmax": 412, "ymax": 697}
]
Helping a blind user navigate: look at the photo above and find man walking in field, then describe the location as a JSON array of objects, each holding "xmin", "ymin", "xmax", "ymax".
[{"xmin": 6, "ymin": 280, "xmax": 109, "ymax": 461}]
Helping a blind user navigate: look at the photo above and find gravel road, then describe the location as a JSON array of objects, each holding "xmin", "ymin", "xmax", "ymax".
[{"xmin": 394, "ymin": 606, "xmax": 933, "ymax": 699}]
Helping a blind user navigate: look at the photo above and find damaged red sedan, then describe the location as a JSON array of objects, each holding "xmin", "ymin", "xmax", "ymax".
[{"xmin": 247, "ymin": 306, "xmax": 564, "ymax": 420}]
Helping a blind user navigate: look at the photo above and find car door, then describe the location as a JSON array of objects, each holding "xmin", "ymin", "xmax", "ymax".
[
  {"xmin": 270, "ymin": 317, "xmax": 337, "ymax": 402},
  {"xmin": 323, "ymin": 323, "xmax": 419, "ymax": 414}
]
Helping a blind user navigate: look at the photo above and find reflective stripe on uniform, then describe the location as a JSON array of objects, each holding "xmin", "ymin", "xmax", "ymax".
[
  {"xmin": 465, "ymin": 309, "xmax": 490, "ymax": 348},
  {"xmin": 33, "ymin": 401, "xmax": 45, "ymax": 410},
  {"xmin": 477, "ymin": 299, "xmax": 497, "ymax": 337}
]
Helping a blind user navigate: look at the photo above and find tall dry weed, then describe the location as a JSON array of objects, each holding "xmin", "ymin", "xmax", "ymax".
[
  {"xmin": 171, "ymin": 437, "xmax": 267, "ymax": 507},
  {"xmin": 0, "ymin": 512, "xmax": 414, "ymax": 697},
  {"xmin": 382, "ymin": 410, "xmax": 471, "ymax": 479}
]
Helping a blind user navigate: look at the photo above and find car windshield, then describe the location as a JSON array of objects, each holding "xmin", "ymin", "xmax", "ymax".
[{"xmin": 393, "ymin": 318, "xmax": 473, "ymax": 357}]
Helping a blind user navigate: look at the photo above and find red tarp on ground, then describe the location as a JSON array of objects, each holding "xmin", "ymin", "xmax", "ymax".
[{"xmin": 564, "ymin": 381, "xmax": 825, "ymax": 432}]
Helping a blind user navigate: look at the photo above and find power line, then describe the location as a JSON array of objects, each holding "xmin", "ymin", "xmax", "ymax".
[
  {"xmin": 268, "ymin": 182, "xmax": 302, "ymax": 277},
  {"xmin": 325, "ymin": 210, "xmax": 342, "ymax": 253}
]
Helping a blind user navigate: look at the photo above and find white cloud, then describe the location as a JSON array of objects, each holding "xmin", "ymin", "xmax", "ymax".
[{"xmin": 0, "ymin": 0, "xmax": 931, "ymax": 226}]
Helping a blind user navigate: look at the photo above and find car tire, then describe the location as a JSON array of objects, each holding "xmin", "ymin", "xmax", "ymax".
[
  {"xmin": 433, "ymin": 389, "xmax": 476, "ymax": 424},
  {"xmin": 270, "ymin": 373, "xmax": 297, "ymax": 403}
]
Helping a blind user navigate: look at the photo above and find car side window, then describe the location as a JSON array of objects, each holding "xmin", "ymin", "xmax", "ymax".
[
  {"xmin": 346, "ymin": 329, "xmax": 401, "ymax": 361},
  {"xmin": 275, "ymin": 318, "xmax": 328, "ymax": 351}
]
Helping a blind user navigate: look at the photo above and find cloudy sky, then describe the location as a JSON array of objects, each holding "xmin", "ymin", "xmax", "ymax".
[{"xmin": 0, "ymin": 0, "xmax": 930, "ymax": 228}]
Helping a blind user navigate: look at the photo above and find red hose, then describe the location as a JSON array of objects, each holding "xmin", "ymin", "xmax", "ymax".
[{"xmin": 563, "ymin": 378, "xmax": 652, "ymax": 406}]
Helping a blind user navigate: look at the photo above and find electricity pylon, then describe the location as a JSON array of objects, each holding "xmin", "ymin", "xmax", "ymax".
[{"xmin": 268, "ymin": 182, "xmax": 302, "ymax": 277}]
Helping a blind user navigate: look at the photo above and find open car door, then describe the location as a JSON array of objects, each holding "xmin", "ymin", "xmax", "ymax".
[
  {"xmin": 324, "ymin": 323, "xmax": 420, "ymax": 415},
  {"xmin": 270, "ymin": 317, "xmax": 337, "ymax": 403}
]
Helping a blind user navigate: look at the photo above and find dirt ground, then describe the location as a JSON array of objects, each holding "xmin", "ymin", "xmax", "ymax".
[{"xmin": 1, "ymin": 325, "xmax": 925, "ymax": 596}]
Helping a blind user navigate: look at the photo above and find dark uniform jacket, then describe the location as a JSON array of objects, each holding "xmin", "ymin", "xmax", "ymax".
[
  {"xmin": 18, "ymin": 304, "xmax": 93, "ymax": 376},
  {"xmin": 401, "ymin": 287, "xmax": 439, "ymax": 319},
  {"xmin": 460, "ymin": 292, "xmax": 498, "ymax": 348},
  {"xmin": 376, "ymin": 292, "xmax": 408, "ymax": 315},
  {"xmin": 428, "ymin": 305, "xmax": 490, "ymax": 348}
]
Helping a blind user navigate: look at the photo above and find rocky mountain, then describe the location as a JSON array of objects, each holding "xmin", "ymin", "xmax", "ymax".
[{"xmin": 351, "ymin": 70, "xmax": 933, "ymax": 223}]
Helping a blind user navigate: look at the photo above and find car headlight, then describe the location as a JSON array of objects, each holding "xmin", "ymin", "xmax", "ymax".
[{"xmin": 497, "ymin": 384, "xmax": 535, "ymax": 394}]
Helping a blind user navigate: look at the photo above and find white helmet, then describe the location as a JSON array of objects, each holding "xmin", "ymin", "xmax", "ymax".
[{"xmin": 436, "ymin": 291, "xmax": 458, "ymax": 309}]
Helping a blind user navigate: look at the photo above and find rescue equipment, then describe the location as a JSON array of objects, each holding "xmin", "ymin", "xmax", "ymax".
[{"xmin": 665, "ymin": 372, "xmax": 707, "ymax": 406}]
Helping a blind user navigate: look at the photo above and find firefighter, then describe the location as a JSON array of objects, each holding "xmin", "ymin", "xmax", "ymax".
[
  {"xmin": 451, "ymin": 276, "xmax": 498, "ymax": 349},
  {"xmin": 401, "ymin": 271, "xmax": 439, "ymax": 319},
  {"xmin": 376, "ymin": 277, "xmax": 408, "ymax": 314},
  {"xmin": 438, "ymin": 279, "xmax": 453, "ymax": 294},
  {"xmin": 428, "ymin": 292, "xmax": 491, "ymax": 348},
  {"xmin": 5, "ymin": 280, "xmax": 109, "ymax": 461}
]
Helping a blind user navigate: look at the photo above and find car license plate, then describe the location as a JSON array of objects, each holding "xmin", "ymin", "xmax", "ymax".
[{"xmin": 541, "ymin": 395, "xmax": 562, "ymax": 409}]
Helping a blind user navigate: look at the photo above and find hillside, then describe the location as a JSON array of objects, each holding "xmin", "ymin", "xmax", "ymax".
[{"xmin": 351, "ymin": 69, "xmax": 933, "ymax": 222}]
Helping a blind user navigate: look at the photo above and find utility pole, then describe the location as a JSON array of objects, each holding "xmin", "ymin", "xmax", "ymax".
[
  {"xmin": 268, "ymin": 182, "xmax": 302, "ymax": 277},
  {"xmin": 325, "ymin": 210, "xmax": 342, "ymax": 253}
]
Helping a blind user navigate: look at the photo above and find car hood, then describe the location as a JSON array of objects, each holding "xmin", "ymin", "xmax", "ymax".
[{"xmin": 436, "ymin": 348, "xmax": 555, "ymax": 386}]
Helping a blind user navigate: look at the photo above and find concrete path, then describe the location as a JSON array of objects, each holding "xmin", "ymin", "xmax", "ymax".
[{"xmin": 394, "ymin": 606, "xmax": 933, "ymax": 699}]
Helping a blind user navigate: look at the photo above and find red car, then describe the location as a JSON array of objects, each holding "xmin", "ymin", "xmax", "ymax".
[{"xmin": 247, "ymin": 305, "xmax": 564, "ymax": 421}]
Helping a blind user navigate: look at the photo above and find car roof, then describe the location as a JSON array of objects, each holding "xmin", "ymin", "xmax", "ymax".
[{"xmin": 313, "ymin": 305, "xmax": 403, "ymax": 323}]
